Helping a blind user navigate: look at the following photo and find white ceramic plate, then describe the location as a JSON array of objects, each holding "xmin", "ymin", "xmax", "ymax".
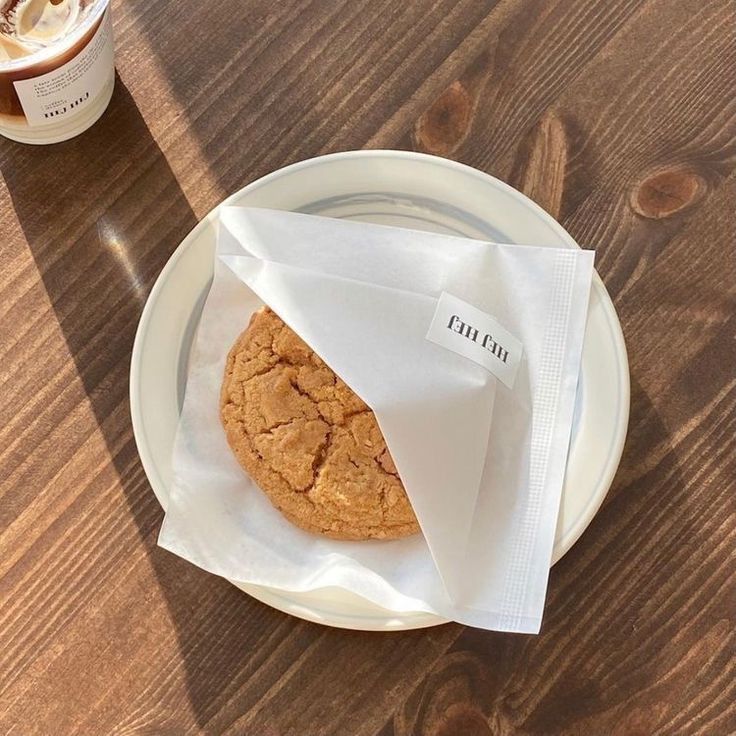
[{"xmin": 130, "ymin": 151, "xmax": 629, "ymax": 631}]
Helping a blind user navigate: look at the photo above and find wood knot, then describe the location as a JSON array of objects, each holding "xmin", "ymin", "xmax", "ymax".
[
  {"xmin": 631, "ymin": 169, "xmax": 707, "ymax": 219},
  {"xmin": 414, "ymin": 82, "xmax": 472, "ymax": 156},
  {"xmin": 434, "ymin": 705, "xmax": 491, "ymax": 736}
]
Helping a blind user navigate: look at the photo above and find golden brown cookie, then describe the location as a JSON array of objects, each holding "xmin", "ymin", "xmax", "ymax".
[{"xmin": 220, "ymin": 307, "xmax": 420, "ymax": 540}]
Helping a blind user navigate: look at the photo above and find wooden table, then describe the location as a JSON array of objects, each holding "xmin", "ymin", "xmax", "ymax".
[{"xmin": 1, "ymin": 0, "xmax": 734, "ymax": 733}]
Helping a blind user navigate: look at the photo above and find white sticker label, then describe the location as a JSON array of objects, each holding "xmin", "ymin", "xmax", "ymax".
[
  {"xmin": 426, "ymin": 292, "xmax": 523, "ymax": 389},
  {"xmin": 13, "ymin": 10, "xmax": 114, "ymax": 127}
]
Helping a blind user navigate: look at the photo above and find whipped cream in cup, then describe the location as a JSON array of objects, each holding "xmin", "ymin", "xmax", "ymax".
[{"xmin": 0, "ymin": 0, "xmax": 114, "ymax": 144}]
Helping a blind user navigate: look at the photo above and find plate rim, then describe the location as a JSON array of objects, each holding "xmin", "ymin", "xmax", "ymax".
[{"xmin": 130, "ymin": 149, "xmax": 630, "ymax": 631}]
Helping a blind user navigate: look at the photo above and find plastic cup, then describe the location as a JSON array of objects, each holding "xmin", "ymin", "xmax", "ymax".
[{"xmin": 0, "ymin": 0, "xmax": 114, "ymax": 144}]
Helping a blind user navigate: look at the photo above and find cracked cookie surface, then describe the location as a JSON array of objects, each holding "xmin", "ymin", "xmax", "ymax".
[{"xmin": 220, "ymin": 307, "xmax": 420, "ymax": 540}]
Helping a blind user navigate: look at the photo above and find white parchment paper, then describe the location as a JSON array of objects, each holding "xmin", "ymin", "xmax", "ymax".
[{"xmin": 159, "ymin": 208, "xmax": 594, "ymax": 632}]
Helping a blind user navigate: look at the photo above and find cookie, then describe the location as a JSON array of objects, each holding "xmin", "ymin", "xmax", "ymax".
[{"xmin": 220, "ymin": 307, "xmax": 420, "ymax": 540}]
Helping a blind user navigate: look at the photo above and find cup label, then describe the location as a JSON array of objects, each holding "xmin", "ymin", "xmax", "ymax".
[
  {"xmin": 426, "ymin": 291, "xmax": 523, "ymax": 389},
  {"xmin": 13, "ymin": 9, "xmax": 114, "ymax": 127}
]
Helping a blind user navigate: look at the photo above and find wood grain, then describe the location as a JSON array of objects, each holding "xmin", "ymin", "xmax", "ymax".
[{"xmin": 1, "ymin": 0, "xmax": 735, "ymax": 734}]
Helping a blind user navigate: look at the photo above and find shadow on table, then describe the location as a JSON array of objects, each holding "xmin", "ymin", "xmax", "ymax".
[
  {"xmin": 1, "ymin": 74, "xmax": 313, "ymax": 731},
  {"xmin": 2, "ymin": 71, "xmax": 457, "ymax": 735},
  {"xmin": 120, "ymin": 0, "xmax": 376, "ymax": 198}
]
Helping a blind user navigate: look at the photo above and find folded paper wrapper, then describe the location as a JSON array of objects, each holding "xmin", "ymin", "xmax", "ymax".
[{"xmin": 159, "ymin": 207, "xmax": 595, "ymax": 633}]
